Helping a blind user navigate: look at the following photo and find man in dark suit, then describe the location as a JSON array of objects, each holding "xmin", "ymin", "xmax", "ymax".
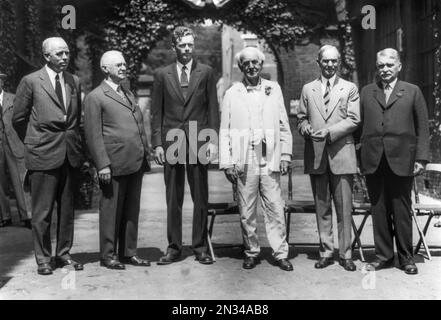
[
  {"xmin": 359, "ymin": 48, "xmax": 429, "ymax": 275},
  {"xmin": 0, "ymin": 71, "xmax": 32, "ymax": 229},
  {"xmin": 151, "ymin": 26, "xmax": 219, "ymax": 265},
  {"xmin": 84, "ymin": 50, "xmax": 151, "ymax": 270},
  {"xmin": 12, "ymin": 37, "xmax": 84, "ymax": 275}
]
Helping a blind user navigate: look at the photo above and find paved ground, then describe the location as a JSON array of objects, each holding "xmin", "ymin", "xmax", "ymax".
[{"xmin": 1, "ymin": 165, "xmax": 440, "ymax": 300}]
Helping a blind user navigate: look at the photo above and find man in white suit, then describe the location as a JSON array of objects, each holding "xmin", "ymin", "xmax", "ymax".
[
  {"xmin": 219, "ymin": 47, "xmax": 293, "ymax": 271},
  {"xmin": 297, "ymin": 45, "xmax": 360, "ymax": 271}
]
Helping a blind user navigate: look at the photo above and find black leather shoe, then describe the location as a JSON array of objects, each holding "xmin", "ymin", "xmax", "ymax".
[
  {"xmin": 314, "ymin": 257, "xmax": 334, "ymax": 269},
  {"xmin": 277, "ymin": 258, "xmax": 293, "ymax": 271},
  {"xmin": 242, "ymin": 257, "xmax": 259, "ymax": 269},
  {"xmin": 100, "ymin": 258, "xmax": 125, "ymax": 270},
  {"xmin": 37, "ymin": 263, "xmax": 53, "ymax": 275},
  {"xmin": 157, "ymin": 253, "xmax": 180, "ymax": 265},
  {"xmin": 56, "ymin": 257, "xmax": 84, "ymax": 271},
  {"xmin": 0, "ymin": 219, "xmax": 12, "ymax": 228},
  {"xmin": 121, "ymin": 256, "xmax": 151, "ymax": 267},
  {"xmin": 366, "ymin": 259, "xmax": 394, "ymax": 271},
  {"xmin": 339, "ymin": 259, "xmax": 356, "ymax": 271},
  {"xmin": 402, "ymin": 263, "xmax": 418, "ymax": 275},
  {"xmin": 22, "ymin": 219, "xmax": 32, "ymax": 229},
  {"xmin": 195, "ymin": 252, "xmax": 214, "ymax": 265}
]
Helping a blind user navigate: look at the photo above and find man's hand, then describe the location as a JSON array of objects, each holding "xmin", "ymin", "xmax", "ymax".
[
  {"xmin": 413, "ymin": 161, "xmax": 425, "ymax": 176},
  {"xmin": 225, "ymin": 166, "xmax": 239, "ymax": 184},
  {"xmin": 280, "ymin": 160, "xmax": 290, "ymax": 175},
  {"xmin": 154, "ymin": 146, "xmax": 165, "ymax": 165},
  {"xmin": 311, "ymin": 128, "xmax": 329, "ymax": 142},
  {"xmin": 98, "ymin": 166, "xmax": 112, "ymax": 184},
  {"xmin": 301, "ymin": 124, "xmax": 313, "ymax": 137},
  {"xmin": 206, "ymin": 143, "xmax": 218, "ymax": 163}
]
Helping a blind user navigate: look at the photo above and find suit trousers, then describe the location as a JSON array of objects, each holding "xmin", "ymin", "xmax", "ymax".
[
  {"xmin": 310, "ymin": 169, "xmax": 353, "ymax": 259},
  {"xmin": 0, "ymin": 140, "xmax": 10, "ymax": 221},
  {"xmin": 99, "ymin": 166, "xmax": 144, "ymax": 261},
  {"xmin": 236, "ymin": 148, "xmax": 289, "ymax": 260},
  {"xmin": 164, "ymin": 161, "xmax": 208, "ymax": 255},
  {"xmin": 29, "ymin": 160, "xmax": 75, "ymax": 265},
  {"xmin": 365, "ymin": 154, "xmax": 414, "ymax": 265}
]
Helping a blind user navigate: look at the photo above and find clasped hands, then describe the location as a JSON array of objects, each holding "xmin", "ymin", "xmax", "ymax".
[
  {"xmin": 154, "ymin": 143, "xmax": 218, "ymax": 166},
  {"xmin": 301, "ymin": 124, "xmax": 329, "ymax": 142}
]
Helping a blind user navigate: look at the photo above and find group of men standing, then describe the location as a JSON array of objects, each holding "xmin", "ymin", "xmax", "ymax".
[{"xmin": 0, "ymin": 25, "xmax": 429, "ymax": 277}]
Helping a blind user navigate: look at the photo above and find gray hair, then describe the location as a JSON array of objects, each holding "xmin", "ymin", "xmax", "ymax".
[
  {"xmin": 377, "ymin": 48, "xmax": 401, "ymax": 63},
  {"xmin": 317, "ymin": 45, "xmax": 340, "ymax": 61},
  {"xmin": 42, "ymin": 37, "xmax": 68, "ymax": 55},
  {"xmin": 235, "ymin": 46, "xmax": 265, "ymax": 67},
  {"xmin": 100, "ymin": 50, "xmax": 124, "ymax": 69}
]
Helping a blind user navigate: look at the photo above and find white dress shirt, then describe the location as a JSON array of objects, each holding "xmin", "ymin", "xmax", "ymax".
[
  {"xmin": 45, "ymin": 65, "xmax": 67, "ymax": 110},
  {"xmin": 382, "ymin": 78, "xmax": 397, "ymax": 103},
  {"xmin": 176, "ymin": 59, "xmax": 193, "ymax": 81},
  {"xmin": 0, "ymin": 90, "xmax": 4, "ymax": 107},
  {"xmin": 320, "ymin": 74, "xmax": 337, "ymax": 94}
]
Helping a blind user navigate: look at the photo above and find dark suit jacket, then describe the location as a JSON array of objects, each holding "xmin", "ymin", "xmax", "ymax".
[
  {"xmin": 83, "ymin": 81, "xmax": 150, "ymax": 177},
  {"xmin": 359, "ymin": 80, "xmax": 429, "ymax": 176},
  {"xmin": 151, "ymin": 60, "xmax": 219, "ymax": 158},
  {"xmin": 12, "ymin": 67, "xmax": 84, "ymax": 170},
  {"xmin": 2, "ymin": 92, "xmax": 25, "ymax": 159}
]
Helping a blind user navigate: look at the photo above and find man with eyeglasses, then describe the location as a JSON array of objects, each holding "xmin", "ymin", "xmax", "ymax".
[
  {"xmin": 297, "ymin": 45, "xmax": 360, "ymax": 272},
  {"xmin": 84, "ymin": 50, "xmax": 151, "ymax": 270}
]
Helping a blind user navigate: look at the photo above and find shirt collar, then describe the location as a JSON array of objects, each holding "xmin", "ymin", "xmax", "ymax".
[
  {"xmin": 320, "ymin": 74, "xmax": 337, "ymax": 87},
  {"xmin": 45, "ymin": 64, "xmax": 63, "ymax": 81},
  {"xmin": 104, "ymin": 79, "xmax": 120, "ymax": 93},
  {"xmin": 242, "ymin": 77, "xmax": 262, "ymax": 91},
  {"xmin": 382, "ymin": 78, "xmax": 398, "ymax": 90},
  {"xmin": 177, "ymin": 59, "xmax": 193, "ymax": 72}
]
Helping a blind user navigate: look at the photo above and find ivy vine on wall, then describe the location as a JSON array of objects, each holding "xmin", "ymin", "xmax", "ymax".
[{"xmin": 0, "ymin": 0, "xmax": 17, "ymax": 90}]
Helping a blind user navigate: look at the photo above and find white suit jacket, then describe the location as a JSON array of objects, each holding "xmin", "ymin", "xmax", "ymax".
[
  {"xmin": 219, "ymin": 79, "xmax": 292, "ymax": 172},
  {"xmin": 297, "ymin": 76, "xmax": 360, "ymax": 175}
]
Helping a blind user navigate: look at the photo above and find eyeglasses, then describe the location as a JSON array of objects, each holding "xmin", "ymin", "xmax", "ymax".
[{"xmin": 242, "ymin": 60, "xmax": 261, "ymax": 67}]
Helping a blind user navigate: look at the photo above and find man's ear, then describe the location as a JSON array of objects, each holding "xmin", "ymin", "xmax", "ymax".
[
  {"xmin": 43, "ymin": 53, "xmax": 50, "ymax": 63},
  {"xmin": 238, "ymin": 63, "xmax": 244, "ymax": 72}
]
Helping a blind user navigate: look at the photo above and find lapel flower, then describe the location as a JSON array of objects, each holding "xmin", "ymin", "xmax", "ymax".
[
  {"xmin": 397, "ymin": 92, "xmax": 403, "ymax": 97},
  {"xmin": 265, "ymin": 86, "xmax": 272, "ymax": 96}
]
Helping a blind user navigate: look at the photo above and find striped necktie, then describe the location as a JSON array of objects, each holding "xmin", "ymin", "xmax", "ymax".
[{"xmin": 323, "ymin": 80, "xmax": 331, "ymax": 114}]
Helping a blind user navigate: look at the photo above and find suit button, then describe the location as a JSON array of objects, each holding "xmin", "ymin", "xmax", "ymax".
[{"xmin": 381, "ymin": 122, "xmax": 384, "ymax": 126}]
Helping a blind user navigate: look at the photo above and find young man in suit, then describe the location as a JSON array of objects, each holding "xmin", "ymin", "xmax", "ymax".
[
  {"xmin": 151, "ymin": 26, "xmax": 219, "ymax": 265},
  {"xmin": 84, "ymin": 50, "xmax": 151, "ymax": 270},
  {"xmin": 360, "ymin": 48, "xmax": 429, "ymax": 275},
  {"xmin": 0, "ymin": 71, "xmax": 32, "ymax": 228},
  {"xmin": 297, "ymin": 45, "xmax": 360, "ymax": 271},
  {"xmin": 12, "ymin": 37, "xmax": 84, "ymax": 275}
]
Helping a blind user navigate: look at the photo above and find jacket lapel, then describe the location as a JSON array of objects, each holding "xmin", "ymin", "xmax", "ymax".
[
  {"xmin": 184, "ymin": 61, "xmax": 203, "ymax": 104},
  {"xmin": 167, "ymin": 63, "xmax": 185, "ymax": 103},
  {"xmin": 39, "ymin": 67, "xmax": 65, "ymax": 112},
  {"xmin": 101, "ymin": 81, "xmax": 133, "ymax": 110},
  {"xmin": 63, "ymin": 72, "xmax": 75, "ymax": 112},
  {"xmin": 385, "ymin": 80, "xmax": 404, "ymax": 109},
  {"xmin": 2, "ymin": 93, "xmax": 14, "ymax": 114},
  {"xmin": 373, "ymin": 81, "xmax": 386, "ymax": 109},
  {"xmin": 325, "ymin": 76, "xmax": 344, "ymax": 120},
  {"xmin": 311, "ymin": 79, "xmax": 327, "ymax": 120}
]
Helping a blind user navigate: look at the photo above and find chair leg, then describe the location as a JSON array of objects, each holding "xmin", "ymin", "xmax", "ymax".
[
  {"xmin": 351, "ymin": 216, "xmax": 365, "ymax": 262},
  {"xmin": 351, "ymin": 214, "xmax": 369, "ymax": 249},
  {"xmin": 412, "ymin": 209, "xmax": 432, "ymax": 260},
  {"xmin": 414, "ymin": 212, "xmax": 434, "ymax": 258},
  {"xmin": 208, "ymin": 211, "xmax": 216, "ymax": 238},
  {"xmin": 207, "ymin": 233, "xmax": 216, "ymax": 262}
]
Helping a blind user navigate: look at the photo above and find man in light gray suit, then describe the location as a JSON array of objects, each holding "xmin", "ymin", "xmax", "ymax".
[{"xmin": 297, "ymin": 45, "xmax": 360, "ymax": 271}]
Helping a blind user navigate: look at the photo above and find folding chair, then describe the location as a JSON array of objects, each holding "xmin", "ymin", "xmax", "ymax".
[{"xmin": 412, "ymin": 163, "xmax": 441, "ymax": 260}]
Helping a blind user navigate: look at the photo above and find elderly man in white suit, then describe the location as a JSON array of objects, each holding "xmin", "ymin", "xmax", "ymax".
[
  {"xmin": 297, "ymin": 45, "xmax": 360, "ymax": 271},
  {"xmin": 219, "ymin": 47, "xmax": 293, "ymax": 271}
]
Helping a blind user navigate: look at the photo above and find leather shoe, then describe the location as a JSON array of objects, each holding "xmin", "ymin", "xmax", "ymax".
[
  {"xmin": 157, "ymin": 252, "xmax": 180, "ymax": 265},
  {"xmin": 401, "ymin": 263, "xmax": 418, "ymax": 275},
  {"xmin": 121, "ymin": 256, "xmax": 150, "ymax": 267},
  {"xmin": 277, "ymin": 258, "xmax": 293, "ymax": 271},
  {"xmin": 195, "ymin": 252, "xmax": 213, "ymax": 265},
  {"xmin": 339, "ymin": 259, "xmax": 356, "ymax": 271},
  {"xmin": 37, "ymin": 263, "xmax": 53, "ymax": 275},
  {"xmin": 56, "ymin": 257, "xmax": 84, "ymax": 271},
  {"xmin": 242, "ymin": 257, "xmax": 259, "ymax": 269},
  {"xmin": 100, "ymin": 258, "xmax": 125, "ymax": 270},
  {"xmin": 366, "ymin": 259, "xmax": 394, "ymax": 271},
  {"xmin": 314, "ymin": 257, "xmax": 334, "ymax": 269}
]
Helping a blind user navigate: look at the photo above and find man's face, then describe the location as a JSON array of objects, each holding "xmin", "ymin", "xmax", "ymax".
[
  {"xmin": 44, "ymin": 40, "xmax": 70, "ymax": 72},
  {"xmin": 240, "ymin": 51, "xmax": 263, "ymax": 82},
  {"xmin": 318, "ymin": 48, "xmax": 340, "ymax": 79},
  {"xmin": 103, "ymin": 54, "xmax": 127, "ymax": 82},
  {"xmin": 376, "ymin": 55, "xmax": 401, "ymax": 83},
  {"xmin": 173, "ymin": 35, "xmax": 194, "ymax": 65}
]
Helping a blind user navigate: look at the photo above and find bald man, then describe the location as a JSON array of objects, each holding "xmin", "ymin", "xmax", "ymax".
[
  {"xmin": 360, "ymin": 48, "xmax": 429, "ymax": 275},
  {"xmin": 13, "ymin": 37, "xmax": 85, "ymax": 275},
  {"xmin": 84, "ymin": 51, "xmax": 151, "ymax": 270},
  {"xmin": 297, "ymin": 45, "xmax": 360, "ymax": 271}
]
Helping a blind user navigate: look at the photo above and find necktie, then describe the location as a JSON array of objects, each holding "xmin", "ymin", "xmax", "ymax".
[
  {"xmin": 384, "ymin": 83, "xmax": 392, "ymax": 103},
  {"xmin": 55, "ymin": 74, "xmax": 65, "ymax": 110},
  {"xmin": 323, "ymin": 80, "xmax": 331, "ymax": 114},
  {"xmin": 180, "ymin": 65, "xmax": 189, "ymax": 99},
  {"xmin": 117, "ymin": 85, "xmax": 127, "ymax": 102}
]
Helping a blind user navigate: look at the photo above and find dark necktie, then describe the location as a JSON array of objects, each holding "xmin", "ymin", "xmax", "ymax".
[
  {"xmin": 384, "ymin": 83, "xmax": 392, "ymax": 103},
  {"xmin": 55, "ymin": 74, "xmax": 65, "ymax": 110},
  {"xmin": 323, "ymin": 80, "xmax": 331, "ymax": 114},
  {"xmin": 180, "ymin": 65, "xmax": 189, "ymax": 99},
  {"xmin": 117, "ymin": 85, "xmax": 128, "ymax": 102}
]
